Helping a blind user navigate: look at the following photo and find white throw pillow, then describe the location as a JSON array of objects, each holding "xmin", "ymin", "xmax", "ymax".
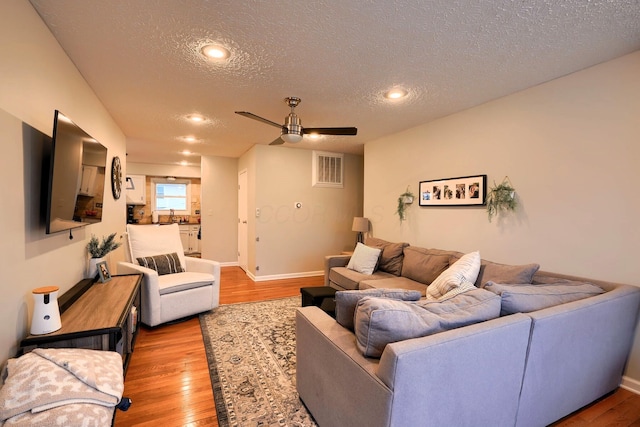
[
  {"xmin": 346, "ymin": 243, "xmax": 382, "ymax": 275},
  {"xmin": 426, "ymin": 251, "xmax": 481, "ymax": 301}
]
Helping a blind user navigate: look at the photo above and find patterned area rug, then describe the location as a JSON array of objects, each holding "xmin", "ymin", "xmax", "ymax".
[{"xmin": 199, "ymin": 297, "xmax": 318, "ymax": 427}]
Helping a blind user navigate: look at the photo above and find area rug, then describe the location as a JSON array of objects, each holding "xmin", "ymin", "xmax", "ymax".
[{"xmin": 199, "ymin": 297, "xmax": 318, "ymax": 427}]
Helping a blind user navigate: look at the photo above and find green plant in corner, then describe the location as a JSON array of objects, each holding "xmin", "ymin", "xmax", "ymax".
[
  {"xmin": 396, "ymin": 186, "xmax": 415, "ymax": 222},
  {"xmin": 486, "ymin": 177, "xmax": 517, "ymax": 222},
  {"xmin": 87, "ymin": 233, "xmax": 122, "ymax": 258}
]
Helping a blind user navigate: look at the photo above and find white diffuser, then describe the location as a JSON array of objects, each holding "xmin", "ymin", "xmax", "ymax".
[{"xmin": 31, "ymin": 286, "xmax": 62, "ymax": 335}]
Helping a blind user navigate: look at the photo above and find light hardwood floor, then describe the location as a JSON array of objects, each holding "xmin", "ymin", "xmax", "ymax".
[{"xmin": 115, "ymin": 266, "xmax": 639, "ymax": 427}]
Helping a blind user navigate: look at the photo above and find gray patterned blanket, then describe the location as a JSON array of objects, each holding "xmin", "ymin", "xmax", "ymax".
[{"xmin": 0, "ymin": 348, "xmax": 124, "ymax": 426}]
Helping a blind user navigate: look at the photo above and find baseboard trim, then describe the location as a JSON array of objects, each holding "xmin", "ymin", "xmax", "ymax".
[
  {"xmin": 621, "ymin": 376, "xmax": 640, "ymax": 395},
  {"xmin": 218, "ymin": 261, "xmax": 239, "ymax": 267},
  {"xmin": 253, "ymin": 270, "xmax": 323, "ymax": 282}
]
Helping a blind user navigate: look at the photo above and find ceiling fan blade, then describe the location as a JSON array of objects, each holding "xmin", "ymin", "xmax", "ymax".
[
  {"xmin": 235, "ymin": 111, "xmax": 283, "ymax": 129},
  {"xmin": 269, "ymin": 136, "xmax": 285, "ymax": 145},
  {"xmin": 303, "ymin": 127, "xmax": 358, "ymax": 136}
]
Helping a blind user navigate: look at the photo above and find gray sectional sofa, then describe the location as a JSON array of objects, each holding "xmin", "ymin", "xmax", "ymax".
[{"xmin": 296, "ymin": 237, "xmax": 640, "ymax": 427}]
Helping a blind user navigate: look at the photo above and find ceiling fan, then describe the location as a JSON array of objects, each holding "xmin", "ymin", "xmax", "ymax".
[{"xmin": 235, "ymin": 97, "xmax": 357, "ymax": 145}]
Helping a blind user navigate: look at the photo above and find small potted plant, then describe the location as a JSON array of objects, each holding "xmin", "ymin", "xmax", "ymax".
[
  {"xmin": 396, "ymin": 187, "xmax": 415, "ymax": 222},
  {"xmin": 486, "ymin": 177, "xmax": 517, "ymax": 222},
  {"xmin": 86, "ymin": 233, "xmax": 122, "ymax": 278}
]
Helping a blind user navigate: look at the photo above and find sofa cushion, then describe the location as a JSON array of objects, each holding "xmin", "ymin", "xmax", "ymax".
[
  {"xmin": 364, "ymin": 237, "xmax": 409, "ymax": 276},
  {"xmin": 400, "ymin": 246, "xmax": 450, "ymax": 285},
  {"xmin": 354, "ymin": 288, "xmax": 501, "ymax": 358},
  {"xmin": 426, "ymin": 251, "xmax": 481, "ymax": 301},
  {"xmin": 484, "ymin": 281, "xmax": 605, "ymax": 315},
  {"xmin": 359, "ymin": 276, "xmax": 429, "ymax": 296},
  {"xmin": 346, "ymin": 243, "xmax": 382, "ymax": 275},
  {"xmin": 451, "ymin": 254, "xmax": 540, "ymax": 287},
  {"xmin": 329, "ymin": 267, "xmax": 395, "ymax": 291},
  {"xmin": 335, "ymin": 289, "xmax": 422, "ymax": 330},
  {"xmin": 157, "ymin": 271, "xmax": 214, "ymax": 295},
  {"xmin": 136, "ymin": 252, "xmax": 185, "ymax": 276}
]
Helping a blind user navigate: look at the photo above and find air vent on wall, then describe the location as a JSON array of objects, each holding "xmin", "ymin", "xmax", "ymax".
[{"xmin": 312, "ymin": 151, "xmax": 343, "ymax": 188}]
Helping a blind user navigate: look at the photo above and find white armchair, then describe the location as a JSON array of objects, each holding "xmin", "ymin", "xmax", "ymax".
[{"xmin": 117, "ymin": 224, "xmax": 220, "ymax": 327}]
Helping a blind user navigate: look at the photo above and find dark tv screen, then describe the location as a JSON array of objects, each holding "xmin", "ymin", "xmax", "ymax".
[{"xmin": 45, "ymin": 110, "xmax": 107, "ymax": 234}]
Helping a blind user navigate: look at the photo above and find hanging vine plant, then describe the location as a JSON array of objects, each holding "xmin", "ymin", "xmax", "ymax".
[
  {"xmin": 486, "ymin": 176, "xmax": 517, "ymax": 222},
  {"xmin": 396, "ymin": 186, "xmax": 415, "ymax": 222}
]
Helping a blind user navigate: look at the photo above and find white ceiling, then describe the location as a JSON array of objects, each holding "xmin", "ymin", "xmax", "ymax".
[{"xmin": 30, "ymin": 0, "xmax": 640, "ymax": 166}]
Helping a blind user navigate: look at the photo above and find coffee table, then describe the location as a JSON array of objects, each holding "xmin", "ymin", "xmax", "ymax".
[{"xmin": 300, "ymin": 286, "xmax": 337, "ymax": 318}]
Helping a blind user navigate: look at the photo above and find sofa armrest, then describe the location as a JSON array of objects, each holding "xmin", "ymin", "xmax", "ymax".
[
  {"xmin": 117, "ymin": 261, "xmax": 162, "ymax": 326},
  {"xmin": 185, "ymin": 257, "xmax": 221, "ymax": 307},
  {"xmin": 376, "ymin": 313, "xmax": 532, "ymax": 427},
  {"xmin": 324, "ymin": 255, "xmax": 351, "ymax": 287},
  {"xmin": 185, "ymin": 257, "xmax": 220, "ymax": 277}
]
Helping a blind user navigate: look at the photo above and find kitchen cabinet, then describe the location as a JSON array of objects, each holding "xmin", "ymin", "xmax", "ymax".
[
  {"xmin": 78, "ymin": 165, "xmax": 98, "ymax": 196},
  {"xmin": 126, "ymin": 174, "xmax": 146, "ymax": 205},
  {"xmin": 179, "ymin": 224, "xmax": 200, "ymax": 254}
]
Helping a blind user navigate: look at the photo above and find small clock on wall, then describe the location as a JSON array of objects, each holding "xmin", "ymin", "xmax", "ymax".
[{"xmin": 111, "ymin": 156, "xmax": 122, "ymax": 200}]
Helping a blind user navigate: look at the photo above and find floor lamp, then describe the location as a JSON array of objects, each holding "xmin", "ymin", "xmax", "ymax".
[{"xmin": 352, "ymin": 217, "xmax": 369, "ymax": 245}]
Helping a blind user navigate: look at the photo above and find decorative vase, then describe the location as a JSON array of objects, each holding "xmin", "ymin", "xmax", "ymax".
[{"xmin": 88, "ymin": 257, "xmax": 104, "ymax": 279}]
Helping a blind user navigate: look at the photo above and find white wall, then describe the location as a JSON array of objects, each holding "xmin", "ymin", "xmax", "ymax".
[
  {"xmin": 0, "ymin": 0, "xmax": 127, "ymax": 365},
  {"xmin": 240, "ymin": 145, "xmax": 364, "ymax": 279},
  {"xmin": 364, "ymin": 51, "xmax": 640, "ymax": 387},
  {"xmin": 200, "ymin": 155, "xmax": 239, "ymax": 263}
]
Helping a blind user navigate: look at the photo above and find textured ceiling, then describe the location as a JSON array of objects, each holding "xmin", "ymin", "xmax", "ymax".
[{"xmin": 29, "ymin": 0, "xmax": 640, "ymax": 166}]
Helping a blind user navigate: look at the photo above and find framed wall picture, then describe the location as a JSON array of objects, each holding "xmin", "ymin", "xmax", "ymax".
[
  {"xmin": 419, "ymin": 175, "xmax": 487, "ymax": 207},
  {"xmin": 97, "ymin": 261, "xmax": 111, "ymax": 283}
]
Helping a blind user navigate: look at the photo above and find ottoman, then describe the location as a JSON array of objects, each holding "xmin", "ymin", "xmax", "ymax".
[{"xmin": 300, "ymin": 286, "xmax": 337, "ymax": 318}]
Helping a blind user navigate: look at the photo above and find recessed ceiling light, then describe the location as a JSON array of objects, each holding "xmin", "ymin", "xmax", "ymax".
[
  {"xmin": 308, "ymin": 133, "xmax": 320, "ymax": 139},
  {"xmin": 200, "ymin": 44, "xmax": 231, "ymax": 60},
  {"xmin": 181, "ymin": 150, "xmax": 192, "ymax": 155},
  {"xmin": 186, "ymin": 114, "xmax": 205, "ymax": 123},
  {"xmin": 384, "ymin": 88, "xmax": 408, "ymax": 100},
  {"xmin": 182, "ymin": 136, "xmax": 198, "ymax": 142},
  {"xmin": 179, "ymin": 160, "xmax": 188, "ymax": 166}
]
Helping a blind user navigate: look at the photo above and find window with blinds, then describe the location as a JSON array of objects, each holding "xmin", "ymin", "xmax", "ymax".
[{"xmin": 312, "ymin": 151, "xmax": 344, "ymax": 188}]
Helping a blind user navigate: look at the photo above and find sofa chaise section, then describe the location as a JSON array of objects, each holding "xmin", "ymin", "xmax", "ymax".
[{"xmin": 296, "ymin": 306, "xmax": 532, "ymax": 427}]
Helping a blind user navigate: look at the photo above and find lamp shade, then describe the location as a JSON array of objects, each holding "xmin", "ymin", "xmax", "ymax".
[{"xmin": 352, "ymin": 217, "xmax": 369, "ymax": 233}]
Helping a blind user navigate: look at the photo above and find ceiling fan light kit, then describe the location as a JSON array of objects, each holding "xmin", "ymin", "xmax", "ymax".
[
  {"xmin": 235, "ymin": 96, "xmax": 357, "ymax": 146},
  {"xmin": 281, "ymin": 133, "xmax": 303, "ymax": 144}
]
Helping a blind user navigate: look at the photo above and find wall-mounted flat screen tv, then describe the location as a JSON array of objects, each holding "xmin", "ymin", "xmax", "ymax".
[{"xmin": 45, "ymin": 110, "xmax": 108, "ymax": 234}]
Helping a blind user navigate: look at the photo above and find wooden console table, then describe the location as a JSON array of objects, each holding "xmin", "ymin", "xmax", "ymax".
[{"xmin": 20, "ymin": 274, "xmax": 142, "ymax": 374}]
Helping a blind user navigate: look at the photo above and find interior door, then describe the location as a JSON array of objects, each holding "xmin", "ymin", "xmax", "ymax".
[{"xmin": 237, "ymin": 169, "xmax": 248, "ymax": 273}]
